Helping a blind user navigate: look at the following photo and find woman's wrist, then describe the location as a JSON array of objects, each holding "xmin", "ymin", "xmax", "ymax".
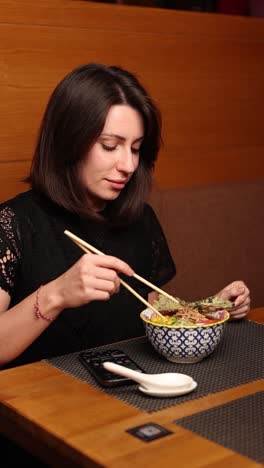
[{"xmin": 36, "ymin": 281, "xmax": 65, "ymax": 321}]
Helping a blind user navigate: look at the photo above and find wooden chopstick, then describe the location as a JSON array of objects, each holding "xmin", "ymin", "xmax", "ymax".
[
  {"xmin": 64, "ymin": 230, "xmax": 179, "ymax": 305},
  {"xmin": 132, "ymin": 273, "xmax": 180, "ymax": 304},
  {"xmin": 64, "ymin": 230, "xmax": 165, "ymax": 320}
]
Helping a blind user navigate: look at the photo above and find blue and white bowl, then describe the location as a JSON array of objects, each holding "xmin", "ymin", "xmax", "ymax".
[{"xmin": 140, "ymin": 309, "xmax": 230, "ymax": 363}]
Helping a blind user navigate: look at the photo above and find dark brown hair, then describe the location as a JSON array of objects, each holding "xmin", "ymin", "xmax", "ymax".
[{"xmin": 28, "ymin": 63, "xmax": 162, "ymax": 224}]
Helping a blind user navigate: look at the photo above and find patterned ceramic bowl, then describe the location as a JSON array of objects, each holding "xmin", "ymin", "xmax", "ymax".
[{"xmin": 140, "ymin": 309, "xmax": 230, "ymax": 363}]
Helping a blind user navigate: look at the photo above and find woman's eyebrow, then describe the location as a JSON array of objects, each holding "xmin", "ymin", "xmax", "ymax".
[{"xmin": 100, "ymin": 133, "xmax": 144, "ymax": 143}]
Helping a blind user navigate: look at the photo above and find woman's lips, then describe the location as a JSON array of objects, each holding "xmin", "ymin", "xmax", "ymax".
[{"xmin": 106, "ymin": 179, "xmax": 128, "ymax": 189}]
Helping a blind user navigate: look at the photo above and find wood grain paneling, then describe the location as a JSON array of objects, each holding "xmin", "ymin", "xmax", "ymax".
[
  {"xmin": 0, "ymin": 0, "xmax": 264, "ymax": 201},
  {"xmin": 1, "ymin": 1, "xmax": 264, "ymax": 37},
  {"xmin": 0, "ymin": 161, "xmax": 30, "ymax": 201}
]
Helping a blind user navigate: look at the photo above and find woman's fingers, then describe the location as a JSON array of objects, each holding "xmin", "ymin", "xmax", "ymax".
[
  {"xmin": 230, "ymin": 296, "xmax": 251, "ymax": 312},
  {"xmin": 79, "ymin": 255, "xmax": 129, "ymax": 293},
  {"xmin": 229, "ymin": 282, "xmax": 250, "ymax": 319},
  {"xmin": 56, "ymin": 253, "xmax": 132, "ymax": 309},
  {"xmin": 216, "ymin": 280, "xmax": 251, "ymax": 320},
  {"xmin": 230, "ymin": 304, "xmax": 249, "ymax": 318},
  {"xmin": 90, "ymin": 254, "xmax": 134, "ymax": 277},
  {"xmin": 86, "ymin": 277, "xmax": 120, "ymax": 295}
]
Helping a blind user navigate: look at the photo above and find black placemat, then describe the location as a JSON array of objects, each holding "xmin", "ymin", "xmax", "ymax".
[
  {"xmin": 44, "ymin": 320, "xmax": 264, "ymax": 413},
  {"xmin": 174, "ymin": 391, "xmax": 264, "ymax": 464}
]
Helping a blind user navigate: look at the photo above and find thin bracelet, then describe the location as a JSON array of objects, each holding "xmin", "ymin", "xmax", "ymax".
[{"xmin": 34, "ymin": 286, "xmax": 54, "ymax": 322}]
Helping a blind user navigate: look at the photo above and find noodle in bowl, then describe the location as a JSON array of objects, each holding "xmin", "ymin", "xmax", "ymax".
[{"xmin": 140, "ymin": 308, "xmax": 230, "ymax": 364}]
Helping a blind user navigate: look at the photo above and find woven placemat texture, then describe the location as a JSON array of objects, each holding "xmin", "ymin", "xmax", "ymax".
[
  {"xmin": 44, "ymin": 320, "xmax": 264, "ymax": 413},
  {"xmin": 174, "ymin": 391, "xmax": 264, "ymax": 464}
]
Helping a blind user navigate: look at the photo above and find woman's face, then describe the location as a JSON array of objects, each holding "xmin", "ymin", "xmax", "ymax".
[{"xmin": 80, "ymin": 104, "xmax": 144, "ymax": 211}]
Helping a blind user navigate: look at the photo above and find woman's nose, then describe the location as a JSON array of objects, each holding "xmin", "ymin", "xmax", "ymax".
[{"xmin": 116, "ymin": 149, "xmax": 138, "ymax": 174}]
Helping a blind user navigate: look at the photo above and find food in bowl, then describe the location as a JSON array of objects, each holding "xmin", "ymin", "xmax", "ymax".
[{"xmin": 140, "ymin": 294, "xmax": 232, "ymax": 363}]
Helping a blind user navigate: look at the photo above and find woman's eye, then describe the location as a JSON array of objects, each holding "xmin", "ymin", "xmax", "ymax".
[
  {"xmin": 132, "ymin": 147, "xmax": 140, "ymax": 155},
  {"xmin": 102, "ymin": 144, "xmax": 117, "ymax": 152}
]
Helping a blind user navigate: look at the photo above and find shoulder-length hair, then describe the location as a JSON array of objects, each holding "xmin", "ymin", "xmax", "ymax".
[{"xmin": 28, "ymin": 63, "xmax": 162, "ymax": 224}]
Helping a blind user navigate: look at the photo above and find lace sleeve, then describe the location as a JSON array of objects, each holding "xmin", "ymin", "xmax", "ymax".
[
  {"xmin": 145, "ymin": 205, "xmax": 176, "ymax": 287},
  {"xmin": 0, "ymin": 207, "xmax": 21, "ymax": 295}
]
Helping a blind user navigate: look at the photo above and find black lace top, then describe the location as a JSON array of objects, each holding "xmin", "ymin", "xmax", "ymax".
[{"xmin": 0, "ymin": 191, "xmax": 176, "ymax": 368}]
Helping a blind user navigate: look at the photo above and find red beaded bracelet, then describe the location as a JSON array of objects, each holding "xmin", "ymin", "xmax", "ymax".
[{"xmin": 34, "ymin": 286, "xmax": 54, "ymax": 322}]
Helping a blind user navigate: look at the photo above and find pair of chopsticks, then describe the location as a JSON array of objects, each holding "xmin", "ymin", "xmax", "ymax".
[{"xmin": 64, "ymin": 229, "xmax": 179, "ymax": 321}]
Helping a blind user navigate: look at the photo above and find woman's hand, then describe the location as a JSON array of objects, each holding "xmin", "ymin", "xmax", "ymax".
[
  {"xmin": 215, "ymin": 281, "xmax": 250, "ymax": 319},
  {"xmin": 51, "ymin": 254, "xmax": 134, "ymax": 311}
]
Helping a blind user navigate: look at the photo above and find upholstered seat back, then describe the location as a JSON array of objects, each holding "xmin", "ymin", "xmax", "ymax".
[{"xmin": 150, "ymin": 181, "xmax": 264, "ymax": 308}]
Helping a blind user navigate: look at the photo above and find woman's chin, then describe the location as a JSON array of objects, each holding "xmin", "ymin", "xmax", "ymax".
[{"xmin": 87, "ymin": 191, "xmax": 121, "ymax": 210}]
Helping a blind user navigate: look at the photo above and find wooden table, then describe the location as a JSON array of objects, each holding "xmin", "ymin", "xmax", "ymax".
[{"xmin": 0, "ymin": 308, "xmax": 263, "ymax": 467}]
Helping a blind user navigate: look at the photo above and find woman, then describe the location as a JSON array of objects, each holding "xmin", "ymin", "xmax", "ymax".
[{"xmin": 0, "ymin": 63, "xmax": 250, "ymax": 369}]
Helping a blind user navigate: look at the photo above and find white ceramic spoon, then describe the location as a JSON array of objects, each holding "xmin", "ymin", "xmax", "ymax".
[
  {"xmin": 138, "ymin": 380, "xmax": 198, "ymax": 397},
  {"xmin": 103, "ymin": 361, "xmax": 194, "ymax": 392}
]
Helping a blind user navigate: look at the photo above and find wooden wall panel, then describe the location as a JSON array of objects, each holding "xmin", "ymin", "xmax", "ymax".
[
  {"xmin": 0, "ymin": 161, "xmax": 30, "ymax": 201},
  {"xmin": 0, "ymin": 0, "xmax": 264, "ymax": 201}
]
